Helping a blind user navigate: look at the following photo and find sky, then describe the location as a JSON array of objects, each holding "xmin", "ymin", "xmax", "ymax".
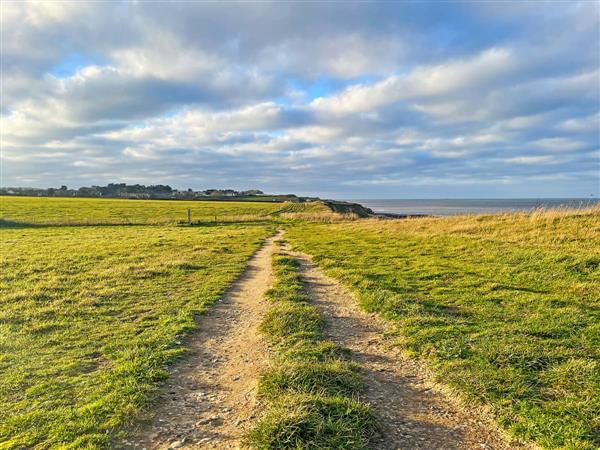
[{"xmin": 1, "ymin": 1, "xmax": 599, "ymax": 199}]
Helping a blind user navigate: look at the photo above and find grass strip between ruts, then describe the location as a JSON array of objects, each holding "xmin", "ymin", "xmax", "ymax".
[{"xmin": 245, "ymin": 245, "xmax": 377, "ymax": 449}]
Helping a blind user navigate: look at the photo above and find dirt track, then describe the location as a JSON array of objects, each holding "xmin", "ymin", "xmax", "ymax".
[
  {"xmin": 296, "ymin": 252, "xmax": 517, "ymax": 450},
  {"xmin": 125, "ymin": 231, "xmax": 520, "ymax": 450},
  {"xmin": 126, "ymin": 233, "xmax": 280, "ymax": 450}
]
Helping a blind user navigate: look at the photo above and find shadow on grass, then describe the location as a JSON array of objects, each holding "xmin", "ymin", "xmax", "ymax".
[
  {"xmin": 181, "ymin": 219, "xmax": 276, "ymax": 227},
  {"xmin": 0, "ymin": 219, "xmax": 143, "ymax": 228},
  {"xmin": 300, "ymin": 261, "xmax": 492, "ymax": 450},
  {"xmin": 489, "ymin": 283, "xmax": 549, "ymax": 294},
  {"xmin": 0, "ymin": 219, "xmax": 48, "ymax": 228}
]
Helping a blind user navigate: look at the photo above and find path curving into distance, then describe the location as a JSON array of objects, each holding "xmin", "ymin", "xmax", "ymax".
[{"xmin": 126, "ymin": 232, "xmax": 281, "ymax": 450}]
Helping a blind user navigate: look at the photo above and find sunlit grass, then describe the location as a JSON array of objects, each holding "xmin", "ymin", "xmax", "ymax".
[
  {"xmin": 246, "ymin": 251, "xmax": 375, "ymax": 449},
  {"xmin": 0, "ymin": 223, "xmax": 273, "ymax": 448},
  {"xmin": 4, "ymin": 196, "xmax": 596, "ymax": 449},
  {"xmin": 0, "ymin": 196, "xmax": 283, "ymax": 225},
  {"xmin": 285, "ymin": 206, "xmax": 600, "ymax": 449}
]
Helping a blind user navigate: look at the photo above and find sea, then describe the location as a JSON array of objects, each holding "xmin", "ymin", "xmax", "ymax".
[{"xmin": 348, "ymin": 198, "xmax": 599, "ymax": 216}]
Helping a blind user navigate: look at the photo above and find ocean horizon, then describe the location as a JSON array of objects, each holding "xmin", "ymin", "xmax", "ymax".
[{"xmin": 347, "ymin": 198, "xmax": 599, "ymax": 216}]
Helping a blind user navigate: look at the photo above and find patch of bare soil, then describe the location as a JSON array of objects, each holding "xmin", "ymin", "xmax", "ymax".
[
  {"xmin": 296, "ymin": 253, "xmax": 522, "ymax": 450},
  {"xmin": 125, "ymin": 233, "xmax": 281, "ymax": 450}
]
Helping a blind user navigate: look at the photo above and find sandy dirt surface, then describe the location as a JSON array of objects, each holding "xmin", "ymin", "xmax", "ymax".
[
  {"xmin": 125, "ymin": 233, "xmax": 280, "ymax": 450},
  {"xmin": 123, "ymin": 231, "xmax": 525, "ymax": 450},
  {"xmin": 296, "ymin": 253, "xmax": 521, "ymax": 450}
]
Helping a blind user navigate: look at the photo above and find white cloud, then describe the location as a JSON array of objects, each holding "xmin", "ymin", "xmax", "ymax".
[
  {"xmin": 1, "ymin": 1, "xmax": 598, "ymax": 197},
  {"xmin": 534, "ymin": 138, "xmax": 587, "ymax": 152},
  {"xmin": 503, "ymin": 114, "xmax": 548, "ymax": 130},
  {"xmin": 558, "ymin": 113, "xmax": 600, "ymax": 133},
  {"xmin": 311, "ymin": 47, "xmax": 516, "ymax": 115},
  {"xmin": 506, "ymin": 156, "xmax": 555, "ymax": 164},
  {"xmin": 286, "ymin": 126, "xmax": 344, "ymax": 144},
  {"xmin": 123, "ymin": 146, "xmax": 161, "ymax": 160}
]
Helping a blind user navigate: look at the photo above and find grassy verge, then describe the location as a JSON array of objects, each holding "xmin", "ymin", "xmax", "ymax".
[
  {"xmin": 245, "ymin": 249, "xmax": 376, "ymax": 449},
  {"xmin": 0, "ymin": 223, "xmax": 273, "ymax": 448},
  {"xmin": 272, "ymin": 200, "xmax": 359, "ymax": 221},
  {"xmin": 284, "ymin": 207, "xmax": 600, "ymax": 450}
]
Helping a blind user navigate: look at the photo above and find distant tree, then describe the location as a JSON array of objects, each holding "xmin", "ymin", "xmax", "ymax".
[
  {"xmin": 78, "ymin": 187, "xmax": 99, "ymax": 197},
  {"xmin": 2, "ymin": 183, "xmax": 275, "ymax": 200}
]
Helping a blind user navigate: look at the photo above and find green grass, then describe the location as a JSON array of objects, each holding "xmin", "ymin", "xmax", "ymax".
[
  {"xmin": 271, "ymin": 201, "xmax": 331, "ymax": 216},
  {"xmin": 0, "ymin": 223, "xmax": 273, "ymax": 448},
  {"xmin": 260, "ymin": 302, "xmax": 324, "ymax": 342},
  {"xmin": 258, "ymin": 359, "xmax": 363, "ymax": 398},
  {"xmin": 247, "ymin": 395, "xmax": 375, "ymax": 450},
  {"xmin": 246, "ymin": 251, "xmax": 376, "ymax": 450},
  {"xmin": 4, "ymin": 195, "xmax": 597, "ymax": 449},
  {"xmin": 0, "ymin": 196, "xmax": 295, "ymax": 225},
  {"xmin": 285, "ymin": 207, "xmax": 600, "ymax": 450}
]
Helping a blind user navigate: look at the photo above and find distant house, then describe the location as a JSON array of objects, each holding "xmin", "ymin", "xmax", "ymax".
[{"xmin": 119, "ymin": 192, "xmax": 151, "ymax": 199}]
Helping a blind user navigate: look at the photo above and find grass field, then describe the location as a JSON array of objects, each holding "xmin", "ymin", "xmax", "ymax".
[
  {"xmin": 0, "ymin": 196, "xmax": 286, "ymax": 225},
  {"xmin": 0, "ymin": 222, "xmax": 273, "ymax": 448},
  {"xmin": 2, "ymin": 196, "xmax": 598, "ymax": 449},
  {"xmin": 285, "ymin": 207, "xmax": 600, "ymax": 449}
]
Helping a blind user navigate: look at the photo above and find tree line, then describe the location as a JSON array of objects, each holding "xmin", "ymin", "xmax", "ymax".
[{"xmin": 0, "ymin": 183, "xmax": 271, "ymax": 200}]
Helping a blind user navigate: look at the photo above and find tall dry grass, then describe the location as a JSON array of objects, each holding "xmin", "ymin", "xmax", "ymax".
[
  {"xmin": 363, "ymin": 204, "xmax": 600, "ymax": 251},
  {"xmin": 280, "ymin": 211, "xmax": 360, "ymax": 222}
]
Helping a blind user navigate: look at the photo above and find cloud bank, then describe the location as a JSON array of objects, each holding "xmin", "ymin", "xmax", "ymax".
[{"xmin": 2, "ymin": 1, "xmax": 599, "ymax": 197}]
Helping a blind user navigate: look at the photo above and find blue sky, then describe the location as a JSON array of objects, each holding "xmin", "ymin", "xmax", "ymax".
[{"xmin": 2, "ymin": 1, "xmax": 599, "ymax": 198}]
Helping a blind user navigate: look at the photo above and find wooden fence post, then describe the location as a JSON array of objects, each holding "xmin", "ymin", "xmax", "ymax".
[{"xmin": 187, "ymin": 208, "xmax": 191, "ymax": 224}]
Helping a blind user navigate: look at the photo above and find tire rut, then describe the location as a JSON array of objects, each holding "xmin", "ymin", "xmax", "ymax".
[
  {"xmin": 125, "ymin": 232, "xmax": 281, "ymax": 450},
  {"xmin": 296, "ymin": 253, "xmax": 519, "ymax": 450}
]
